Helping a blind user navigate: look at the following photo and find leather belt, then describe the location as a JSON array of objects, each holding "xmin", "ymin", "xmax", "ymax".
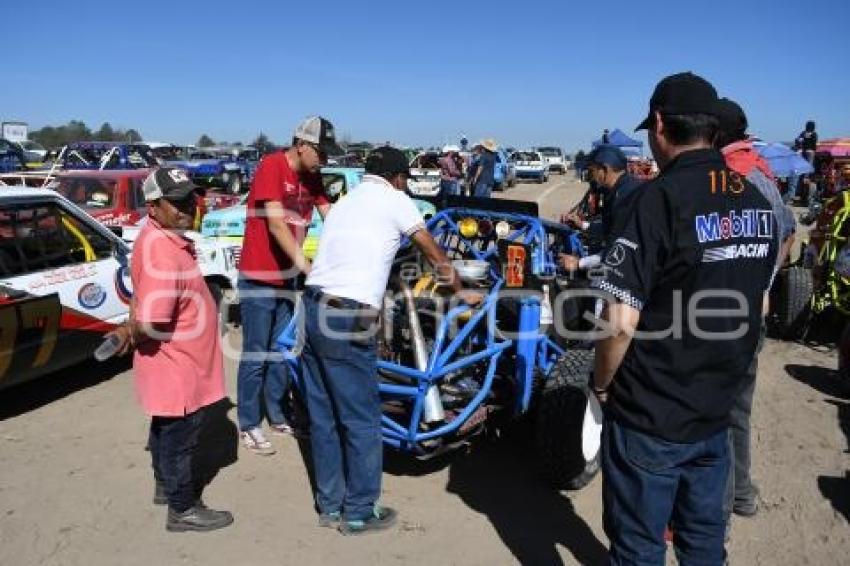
[{"xmin": 304, "ymin": 286, "xmax": 373, "ymax": 312}]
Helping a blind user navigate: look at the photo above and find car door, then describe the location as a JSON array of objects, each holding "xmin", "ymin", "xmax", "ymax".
[{"xmin": 0, "ymin": 197, "xmax": 131, "ymax": 389}]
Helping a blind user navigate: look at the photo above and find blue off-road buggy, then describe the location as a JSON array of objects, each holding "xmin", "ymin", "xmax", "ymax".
[{"xmin": 279, "ymin": 196, "xmax": 603, "ymax": 489}]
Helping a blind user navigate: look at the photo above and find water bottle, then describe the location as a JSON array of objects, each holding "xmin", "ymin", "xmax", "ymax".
[{"xmin": 94, "ymin": 334, "xmax": 122, "ymax": 362}]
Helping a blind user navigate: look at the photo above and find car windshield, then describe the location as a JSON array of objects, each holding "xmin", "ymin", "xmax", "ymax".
[
  {"xmin": 411, "ymin": 154, "xmax": 440, "ymax": 169},
  {"xmin": 55, "ymin": 177, "xmax": 117, "ymax": 209},
  {"xmin": 190, "ymin": 151, "xmax": 216, "ymax": 160},
  {"xmin": 0, "ymin": 203, "xmax": 114, "ymax": 276},
  {"xmin": 538, "ymin": 147, "xmax": 561, "ymax": 156},
  {"xmin": 513, "ymin": 152, "xmax": 540, "ymax": 162}
]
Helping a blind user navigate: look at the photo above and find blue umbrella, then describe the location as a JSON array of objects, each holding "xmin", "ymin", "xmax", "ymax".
[{"xmin": 755, "ymin": 143, "xmax": 814, "ymax": 177}]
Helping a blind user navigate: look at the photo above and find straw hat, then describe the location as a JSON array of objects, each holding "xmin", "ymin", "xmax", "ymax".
[{"xmin": 479, "ymin": 139, "xmax": 498, "ymax": 152}]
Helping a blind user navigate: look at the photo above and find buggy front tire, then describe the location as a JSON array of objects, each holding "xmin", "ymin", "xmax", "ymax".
[{"xmin": 535, "ymin": 349, "xmax": 602, "ymax": 490}]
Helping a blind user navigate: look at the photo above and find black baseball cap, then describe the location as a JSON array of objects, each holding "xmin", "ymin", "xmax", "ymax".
[
  {"xmin": 365, "ymin": 146, "xmax": 411, "ymax": 178},
  {"xmin": 636, "ymin": 72, "xmax": 720, "ymax": 131},
  {"xmin": 716, "ymin": 97, "xmax": 749, "ymax": 141},
  {"xmin": 142, "ymin": 167, "xmax": 204, "ymax": 202},
  {"xmin": 294, "ymin": 116, "xmax": 344, "ymax": 156}
]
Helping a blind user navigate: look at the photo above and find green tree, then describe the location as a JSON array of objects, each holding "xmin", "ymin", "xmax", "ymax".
[
  {"xmin": 251, "ymin": 132, "xmax": 275, "ymax": 155},
  {"xmin": 124, "ymin": 129, "xmax": 143, "ymax": 142},
  {"xmin": 29, "ymin": 120, "xmax": 93, "ymax": 149},
  {"xmin": 197, "ymin": 134, "xmax": 215, "ymax": 147},
  {"xmin": 95, "ymin": 122, "xmax": 115, "ymax": 140}
]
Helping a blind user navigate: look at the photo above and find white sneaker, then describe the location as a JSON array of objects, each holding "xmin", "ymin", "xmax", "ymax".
[{"xmin": 241, "ymin": 428, "xmax": 275, "ymax": 456}]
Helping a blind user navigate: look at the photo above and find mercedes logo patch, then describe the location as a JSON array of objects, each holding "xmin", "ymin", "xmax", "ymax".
[{"xmin": 605, "ymin": 243, "xmax": 626, "ymax": 267}]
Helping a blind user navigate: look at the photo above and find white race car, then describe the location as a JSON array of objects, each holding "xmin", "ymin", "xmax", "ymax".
[{"xmin": 0, "ymin": 186, "xmax": 133, "ymax": 390}]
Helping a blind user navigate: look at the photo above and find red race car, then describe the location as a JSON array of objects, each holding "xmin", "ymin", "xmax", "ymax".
[{"xmin": 0, "ymin": 169, "xmax": 242, "ymax": 229}]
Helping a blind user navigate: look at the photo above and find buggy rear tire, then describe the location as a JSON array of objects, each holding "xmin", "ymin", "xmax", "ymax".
[
  {"xmin": 775, "ymin": 266, "xmax": 814, "ymax": 339},
  {"xmin": 535, "ymin": 349, "xmax": 602, "ymax": 490}
]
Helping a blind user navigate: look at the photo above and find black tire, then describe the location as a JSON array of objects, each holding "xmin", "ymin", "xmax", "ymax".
[
  {"xmin": 226, "ymin": 173, "xmax": 242, "ymax": 195},
  {"xmin": 775, "ymin": 266, "xmax": 814, "ymax": 339},
  {"xmin": 535, "ymin": 349, "xmax": 602, "ymax": 490}
]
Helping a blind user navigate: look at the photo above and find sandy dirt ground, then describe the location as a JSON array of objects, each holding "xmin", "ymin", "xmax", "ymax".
[{"xmin": 1, "ymin": 175, "xmax": 848, "ymax": 566}]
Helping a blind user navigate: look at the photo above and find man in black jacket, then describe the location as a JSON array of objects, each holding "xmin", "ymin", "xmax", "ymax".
[
  {"xmin": 561, "ymin": 145, "xmax": 643, "ymax": 271},
  {"xmin": 591, "ymin": 72, "xmax": 778, "ymax": 564}
]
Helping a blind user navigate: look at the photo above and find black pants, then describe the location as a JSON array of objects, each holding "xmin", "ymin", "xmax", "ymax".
[{"xmin": 149, "ymin": 407, "xmax": 205, "ymax": 513}]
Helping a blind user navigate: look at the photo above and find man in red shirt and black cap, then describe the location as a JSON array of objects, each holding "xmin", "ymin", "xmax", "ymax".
[{"xmin": 236, "ymin": 116, "xmax": 342, "ymax": 455}]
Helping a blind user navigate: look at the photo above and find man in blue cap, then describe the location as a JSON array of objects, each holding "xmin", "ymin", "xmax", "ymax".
[{"xmin": 560, "ymin": 145, "xmax": 643, "ymax": 271}]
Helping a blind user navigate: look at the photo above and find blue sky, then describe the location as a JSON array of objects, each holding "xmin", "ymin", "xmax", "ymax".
[{"xmin": 5, "ymin": 0, "xmax": 849, "ymax": 153}]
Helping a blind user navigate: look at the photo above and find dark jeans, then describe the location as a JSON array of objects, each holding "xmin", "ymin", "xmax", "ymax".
[
  {"xmin": 602, "ymin": 419, "xmax": 729, "ymax": 565},
  {"xmin": 236, "ymin": 276, "xmax": 293, "ymax": 431},
  {"xmin": 149, "ymin": 407, "xmax": 205, "ymax": 513},
  {"xmin": 300, "ymin": 287, "xmax": 382, "ymax": 521},
  {"xmin": 440, "ymin": 179, "xmax": 460, "ymax": 197},
  {"xmin": 724, "ymin": 324, "xmax": 765, "ymax": 519},
  {"xmin": 473, "ymin": 181, "xmax": 493, "ymax": 198}
]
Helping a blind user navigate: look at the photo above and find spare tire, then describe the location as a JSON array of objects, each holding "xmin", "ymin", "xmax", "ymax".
[
  {"xmin": 534, "ymin": 349, "xmax": 602, "ymax": 490},
  {"xmin": 775, "ymin": 266, "xmax": 814, "ymax": 339}
]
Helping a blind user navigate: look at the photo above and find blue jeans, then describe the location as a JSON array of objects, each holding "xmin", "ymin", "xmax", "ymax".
[
  {"xmin": 786, "ymin": 173, "xmax": 799, "ymax": 203},
  {"xmin": 149, "ymin": 407, "xmax": 205, "ymax": 513},
  {"xmin": 440, "ymin": 179, "xmax": 460, "ymax": 197},
  {"xmin": 236, "ymin": 277, "xmax": 294, "ymax": 431},
  {"xmin": 473, "ymin": 181, "xmax": 493, "ymax": 198},
  {"xmin": 300, "ymin": 287, "xmax": 382, "ymax": 521},
  {"xmin": 602, "ymin": 419, "xmax": 729, "ymax": 566}
]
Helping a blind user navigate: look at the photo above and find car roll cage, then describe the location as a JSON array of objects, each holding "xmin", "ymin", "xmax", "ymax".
[{"xmin": 276, "ymin": 207, "xmax": 584, "ymax": 454}]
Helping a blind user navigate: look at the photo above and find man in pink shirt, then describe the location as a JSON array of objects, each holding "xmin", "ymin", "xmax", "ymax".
[{"xmin": 109, "ymin": 168, "xmax": 233, "ymax": 532}]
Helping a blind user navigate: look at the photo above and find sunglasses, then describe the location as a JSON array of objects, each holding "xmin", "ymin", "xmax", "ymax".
[{"xmin": 305, "ymin": 142, "xmax": 327, "ymax": 161}]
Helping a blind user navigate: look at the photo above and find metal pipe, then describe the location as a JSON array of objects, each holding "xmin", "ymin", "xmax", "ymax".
[{"xmin": 400, "ymin": 280, "xmax": 444, "ymax": 423}]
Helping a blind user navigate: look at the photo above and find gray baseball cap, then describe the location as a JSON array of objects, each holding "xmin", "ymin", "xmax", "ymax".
[
  {"xmin": 293, "ymin": 116, "xmax": 344, "ymax": 156},
  {"xmin": 142, "ymin": 167, "xmax": 204, "ymax": 202}
]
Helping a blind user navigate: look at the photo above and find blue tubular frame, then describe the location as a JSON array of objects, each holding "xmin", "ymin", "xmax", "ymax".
[{"xmin": 276, "ymin": 207, "xmax": 584, "ymax": 454}]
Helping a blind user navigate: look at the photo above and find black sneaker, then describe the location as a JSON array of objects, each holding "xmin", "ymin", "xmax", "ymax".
[
  {"xmin": 733, "ymin": 498, "xmax": 758, "ymax": 517},
  {"xmin": 166, "ymin": 505, "xmax": 234, "ymax": 532},
  {"xmin": 153, "ymin": 482, "xmax": 167, "ymax": 506},
  {"xmin": 338, "ymin": 505, "xmax": 397, "ymax": 536},
  {"xmin": 733, "ymin": 485, "xmax": 760, "ymax": 517}
]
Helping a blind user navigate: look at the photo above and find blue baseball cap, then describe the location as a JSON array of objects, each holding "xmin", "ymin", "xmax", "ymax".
[{"xmin": 588, "ymin": 145, "xmax": 627, "ymax": 171}]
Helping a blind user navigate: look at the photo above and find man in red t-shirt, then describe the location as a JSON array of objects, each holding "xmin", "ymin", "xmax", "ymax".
[{"xmin": 237, "ymin": 116, "xmax": 342, "ymax": 454}]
